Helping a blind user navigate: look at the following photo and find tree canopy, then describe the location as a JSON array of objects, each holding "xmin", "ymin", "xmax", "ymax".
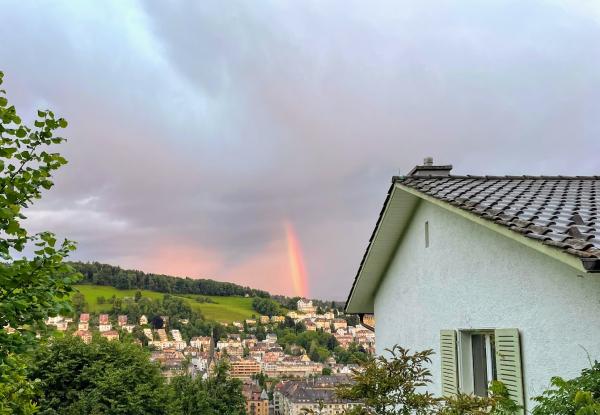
[
  {"xmin": 71, "ymin": 261, "xmax": 270, "ymax": 297},
  {"xmin": 29, "ymin": 336, "xmax": 168, "ymax": 414},
  {"xmin": 0, "ymin": 70, "xmax": 78, "ymax": 413}
]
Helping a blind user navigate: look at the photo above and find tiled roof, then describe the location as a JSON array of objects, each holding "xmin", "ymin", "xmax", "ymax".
[{"xmin": 398, "ymin": 175, "xmax": 600, "ymax": 265}]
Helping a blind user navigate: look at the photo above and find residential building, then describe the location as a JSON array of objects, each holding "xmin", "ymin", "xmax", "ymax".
[
  {"xmin": 73, "ymin": 330, "xmax": 92, "ymax": 344},
  {"xmin": 345, "ymin": 159, "xmax": 600, "ymax": 411},
  {"xmin": 171, "ymin": 329, "xmax": 182, "ymax": 342},
  {"xmin": 332, "ymin": 319, "xmax": 347, "ymax": 330},
  {"xmin": 151, "ymin": 348, "xmax": 186, "ymax": 382},
  {"xmin": 273, "ymin": 376, "xmax": 359, "ymax": 415},
  {"xmin": 304, "ymin": 321, "xmax": 316, "ymax": 331},
  {"xmin": 156, "ymin": 328, "xmax": 168, "ymax": 341},
  {"xmin": 122, "ymin": 324, "xmax": 135, "ymax": 333},
  {"xmin": 190, "ymin": 336, "xmax": 212, "ymax": 352},
  {"xmin": 259, "ymin": 315, "xmax": 270, "ymax": 324},
  {"xmin": 296, "ymin": 299, "xmax": 316, "ymax": 314},
  {"xmin": 78, "ymin": 321, "xmax": 89, "ymax": 331},
  {"xmin": 98, "ymin": 314, "xmax": 111, "ymax": 332},
  {"xmin": 314, "ymin": 318, "xmax": 328, "ymax": 330},
  {"xmin": 143, "ymin": 328, "xmax": 154, "ymax": 340},
  {"xmin": 55, "ymin": 320, "xmax": 68, "ymax": 331},
  {"xmin": 117, "ymin": 315, "xmax": 128, "ymax": 327},
  {"xmin": 242, "ymin": 382, "xmax": 269, "ymax": 415},
  {"xmin": 139, "ymin": 315, "xmax": 148, "ymax": 325},
  {"xmin": 3, "ymin": 325, "xmax": 15, "ymax": 334},
  {"xmin": 79, "ymin": 313, "xmax": 90, "ymax": 323},
  {"xmin": 271, "ymin": 315, "xmax": 285, "ymax": 323},
  {"xmin": 46, "ymin": 316, "xmax": 62, "ymax": 325},
  {"xmin": 101, "ymin": 330, "xmax": 119, "ymax": 342},
  {"xmin": 229, "ymin": 358, "xmax": 261, "ymax": 379}
]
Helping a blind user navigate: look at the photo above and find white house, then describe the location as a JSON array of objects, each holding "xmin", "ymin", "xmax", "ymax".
[
  {"xmin": 345, "ymin": 159, "xmax": 600, "ymax": 412},
  {"xmin": 297, "ymin": 299, "xmax": 316, "ymax": 314}
]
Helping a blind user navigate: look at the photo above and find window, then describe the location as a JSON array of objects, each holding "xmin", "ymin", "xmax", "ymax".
[
  {"xmin": 458, "ymin": 331, "xmax": 496, "ymax": 397},
  {"xmin": 440, "ymin": 328, "xmax": 524, "ymax": 411},
  {"xmin": 425, "ymin": 221, "xmax": 430, "ymax": 248}
]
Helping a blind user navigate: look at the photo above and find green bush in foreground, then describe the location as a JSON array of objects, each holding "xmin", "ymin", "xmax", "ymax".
[
  {"xmin": 533, "ymin": 362, "xmax": 600, "ymax": 415},
  {"xmin": 0, "ymin": 69, "xmax": 79, "ymax": 414},
  {"xmin": 29, "ymin": 337, "xmax": 168, "ymax": 415},
  {"xmin": 337, "ymin": 345, "xmax": 520, "ymax": 415}
]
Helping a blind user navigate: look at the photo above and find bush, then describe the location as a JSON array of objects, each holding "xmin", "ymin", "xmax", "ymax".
[
  {"xmin": 337, "ymin": 345, "xmax": 520, "ymax": 415},
  {"xmin": 440, "ymin": 382, "xmax": 520, "ymax": 415},
  {"xmin": 533, "ymin": 362, "xmax": 600, "ymax": 415},
  {"xmin": 28, "ymin": 336, "xmax": 168, "ymax": 414}
]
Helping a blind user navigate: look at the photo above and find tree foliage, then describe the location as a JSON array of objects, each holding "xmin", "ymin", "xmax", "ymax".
[
  {"xmin": 0, "ymin": 70, "xmax": 78, "ymax": 413},
  {"xmin": 168, "ymin": 360, "xmax": 246, "ymax": 415},
  {"xmin": 334, "ymin": 342, "xmax": 369, "ymax": 365},
  {"xmin": 276, "ymin": 328, "xmax": 338, "ymax": 362},
  {"xmin": 337, "ymin": 346, "xmax": 438, "ymax": 415},
  {"xmin": 28, "ymin": 336, "xmax": 168, "ymax": 414},
  {"xmin": 533, "ymin": 362, "xmax": 600, "ymax": 415},
  {"xmin": 252, "ymin": 297, "xmax": 281, "ymax": 317},
  {"xmin": 336, "ymin": 345, "xmax": 519, "ymax": 415},
  {"xmin": 71, "ymin": 261, "xmax": 270, "ymax": 297}
]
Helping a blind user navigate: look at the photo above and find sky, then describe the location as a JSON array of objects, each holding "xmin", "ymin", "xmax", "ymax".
[{"xmin": 1, "ymin": 0, "xmax": 600, "ymax": 299}]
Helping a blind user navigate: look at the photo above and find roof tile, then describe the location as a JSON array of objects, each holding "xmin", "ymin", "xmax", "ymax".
[{"xmin": 400, "ymin": 176, "xmax": 600, "ymax": 259}]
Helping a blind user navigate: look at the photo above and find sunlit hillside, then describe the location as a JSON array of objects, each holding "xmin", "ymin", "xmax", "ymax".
[{"xmin": 74, "ymin": 284, "xmax": 257, "ymax": 323}]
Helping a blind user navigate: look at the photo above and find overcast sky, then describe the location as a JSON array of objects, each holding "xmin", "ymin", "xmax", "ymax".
[{"xmin": 1, "ymin": 0, "xmax": 600, "ymax": 299}]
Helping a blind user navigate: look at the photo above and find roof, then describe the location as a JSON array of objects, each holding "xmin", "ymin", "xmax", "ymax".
[
  {"xmin": 402, "ymin": 175, "xmax": 600, "ymax": 260},
  {"xmin": 345, "ymin": 169, "xmax": 600, "ymax": 314},
  {"xmin": 276, "ymin": 375, "xmax": 356, "ymax": 404}
]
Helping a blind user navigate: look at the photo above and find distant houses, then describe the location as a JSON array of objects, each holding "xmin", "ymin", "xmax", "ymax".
[{"xmin": 39, "ymin": 294, "xmax": 371, "ymax": 396}]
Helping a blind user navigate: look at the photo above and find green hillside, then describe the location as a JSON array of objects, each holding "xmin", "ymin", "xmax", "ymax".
[{"xmin": 74, "ymin": 285, "xmax": 256, "ymax": 322}]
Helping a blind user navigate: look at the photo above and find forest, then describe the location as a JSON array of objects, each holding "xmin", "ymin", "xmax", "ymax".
[{"xmin": 71, "ymin": 261, "xmax": 271, "ymax": 298}]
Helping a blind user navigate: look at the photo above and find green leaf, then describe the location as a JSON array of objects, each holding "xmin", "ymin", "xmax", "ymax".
[{"xmin": 15, "ymin": 127, "xmax": 26, "ymax": 138}]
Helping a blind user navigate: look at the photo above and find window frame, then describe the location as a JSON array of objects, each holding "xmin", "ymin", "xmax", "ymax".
[{"xmin": 457, "ymin": 328, "xmax": 497, "ymax": 397}]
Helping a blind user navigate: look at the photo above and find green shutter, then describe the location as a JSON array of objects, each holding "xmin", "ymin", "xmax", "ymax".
[
  {"xmin": 440, "ymin": 329, "xmax": 458, "ymax": 396},
  {"xmin": 494, "ymin": 328, "xmax": 525, "ymax": 412}
]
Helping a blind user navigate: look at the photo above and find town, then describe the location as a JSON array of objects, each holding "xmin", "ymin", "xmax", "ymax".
[{"xmin": 43, "ymin": 298, "xmax": 374, "ymax": 414}]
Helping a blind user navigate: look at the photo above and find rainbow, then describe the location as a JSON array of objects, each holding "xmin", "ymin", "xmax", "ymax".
[{"xmin": 284, "ymin": 221, "xmax": 309, "ymax": 297}]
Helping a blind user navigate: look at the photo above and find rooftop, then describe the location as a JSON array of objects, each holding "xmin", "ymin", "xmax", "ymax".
[{"xmin": 398, "ymin": 174, "xmax": 600, "ymax": 263}]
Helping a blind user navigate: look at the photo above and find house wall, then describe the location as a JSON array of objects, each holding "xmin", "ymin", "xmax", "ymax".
[{"xmin": 374, "ymin": 199, "xmax": 600, "ymax": 406}]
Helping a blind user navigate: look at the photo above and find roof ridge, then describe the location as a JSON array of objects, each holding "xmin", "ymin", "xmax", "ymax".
[{"xmin": 397, "ymin": 175, "xmax": 600, "ymax": 181}]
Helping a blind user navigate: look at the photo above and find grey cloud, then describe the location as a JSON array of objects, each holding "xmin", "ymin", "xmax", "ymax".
[{"xmin": 2, "ymin": 0, "xmax": 600, "ymax": 298}]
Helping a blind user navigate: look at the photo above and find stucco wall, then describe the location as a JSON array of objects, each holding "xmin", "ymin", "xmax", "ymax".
[{"xmin": 374, "ymin": 199, "xmax": 600, "ymax": 406}]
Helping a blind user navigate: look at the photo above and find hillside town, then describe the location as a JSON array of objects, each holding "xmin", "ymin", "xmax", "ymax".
[{"xmin": 43, "ymin": 298, "xmax": 373, "ymax": 414}]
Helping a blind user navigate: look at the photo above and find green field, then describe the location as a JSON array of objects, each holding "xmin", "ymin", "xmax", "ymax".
[{"xmin": 73, "ymin": 285, "xmax": 256, "ymax": 322}]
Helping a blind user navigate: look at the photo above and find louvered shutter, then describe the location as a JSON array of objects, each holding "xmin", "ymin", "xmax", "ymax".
[
  {"xmin": 494, "ymin": 328, "xmax": 525, "ymax": 412},
  {"xmin": 440, "ymin": 329, "xmax": 458, "ymax": 396}
]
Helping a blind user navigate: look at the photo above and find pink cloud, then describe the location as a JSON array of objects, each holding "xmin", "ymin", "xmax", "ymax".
[{"xmin": 116, "ymin": 236, "xmax": 297, "ymax": 296}]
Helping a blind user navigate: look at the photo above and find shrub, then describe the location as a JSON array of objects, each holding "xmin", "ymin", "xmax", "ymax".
[
  {"xmin": 533, "ymin": 362, "xmax": 600, "ymax": 415},
  {"xmin": 337, "ymin": 345, "xmax": 520, "ymax": 415},
  {"xmin": 440, "ymin": 381, "xmax": 520, "ymax": 415}
]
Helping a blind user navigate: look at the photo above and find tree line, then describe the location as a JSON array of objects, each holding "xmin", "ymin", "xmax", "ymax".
[{"xmin": 70, "ymin": 261, "xmax": 271, "ymax": 298}]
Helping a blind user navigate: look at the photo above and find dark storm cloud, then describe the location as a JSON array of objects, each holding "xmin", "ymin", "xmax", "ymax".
[{"xmin": 1, "ymin": 0, "xmax": 600, "ymax": 298}]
